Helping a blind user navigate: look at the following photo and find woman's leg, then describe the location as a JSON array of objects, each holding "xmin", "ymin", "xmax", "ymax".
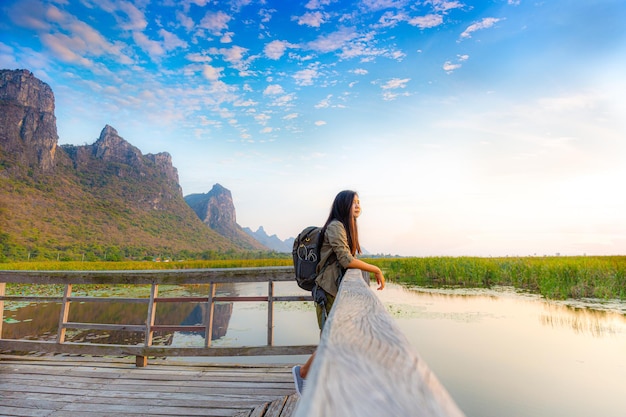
[{"xmin": 300, "ymin": 350, "xmax": 316, "ymax": 378}]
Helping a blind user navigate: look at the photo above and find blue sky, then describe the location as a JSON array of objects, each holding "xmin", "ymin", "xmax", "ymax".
[{"xmin": 1, "ymin": 0, "xmax": 625, "ymax": 257}]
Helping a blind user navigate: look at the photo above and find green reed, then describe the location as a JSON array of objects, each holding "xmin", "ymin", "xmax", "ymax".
[
  {"xmin": 367, "ymin": 256, "xmax": 626, "ymax": 300},
  {"xmin": 3, "ymin": 256, "xmax": 625, "ymax": 301},
  {"xmin": 0, "ymin": 258, "xmax": 292, "ymax": 271}
]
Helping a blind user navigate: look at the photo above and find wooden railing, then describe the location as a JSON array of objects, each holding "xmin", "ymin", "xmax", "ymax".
[
  {"xmin": 0, "ymin": 267, "xmax": 315, "ymax": 366},
  {"xmin": 294, "ymin": 269, "xmax": 466, "ymax": 417}
]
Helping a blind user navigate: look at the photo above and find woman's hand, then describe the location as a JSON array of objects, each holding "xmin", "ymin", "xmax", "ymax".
[{"xmin": 374, "ymin": 268, "xmax": 385, "ymax": 291}]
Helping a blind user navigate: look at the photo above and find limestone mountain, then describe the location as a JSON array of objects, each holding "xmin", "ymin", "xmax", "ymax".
[
  {"xmin": 0, "ymin": 69, "xmax": 58, "ymax": 174},
  {"xmin": 185, "ymin": 184, "xmax": 266, "ymax": 251},
  {"xmin": 0, "ymin": 69, "xmax": 256, "ymax": 260},
  {"xmin": 243, "ymin": 226, "xmax": 294, "ymax": 253}
]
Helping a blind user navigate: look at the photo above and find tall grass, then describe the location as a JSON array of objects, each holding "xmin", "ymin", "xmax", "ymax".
[
  {"xmin": 368, "ymin": 256, "xmax": 626, "ymax": 300},
  {"xmin": 0, "ymin": 258, "xmax": 292, "ymax": 271},
  {"xmin": 3, "ymin": 256, "xmax": 625, "ymax": 301}
]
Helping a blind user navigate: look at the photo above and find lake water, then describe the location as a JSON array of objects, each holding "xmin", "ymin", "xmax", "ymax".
[{"xmin": 3, "ymin": 281, "xmax": 626, "ymax": 417}]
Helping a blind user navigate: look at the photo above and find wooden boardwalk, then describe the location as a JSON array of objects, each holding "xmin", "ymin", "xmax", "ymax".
[{"xmin": 0, "ymin": 355, "xmax": 300, "ymax": 417}]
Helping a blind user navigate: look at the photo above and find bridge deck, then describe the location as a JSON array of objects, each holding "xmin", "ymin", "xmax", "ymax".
[{"xmin": 0, "ymin": 355, "xmax": 299, "ymax": 417}]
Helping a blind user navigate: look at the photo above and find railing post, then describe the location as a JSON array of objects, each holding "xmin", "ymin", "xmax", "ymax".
[
  {"xmin": 138, "ymin": 283, "xmax": 159, "ymax": 367},
  {"xmin": 204, "ymin": 282, "xmax": 216, "ymax": 347},
  {"xmin": 267, "ymin": 279, "xmax": 274, "ymax": 346},
  {"xmin": 0, "ymin": 282, "xmax": 5, "ymax": 338},
  {"xmin": 57, "ymin": 284, "xmax": 72, "ymax": 343}
]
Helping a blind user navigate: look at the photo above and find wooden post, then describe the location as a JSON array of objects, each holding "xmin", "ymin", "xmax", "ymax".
[
  {"xmin": 294, "ymin": 269, "xmax": 465, "ymax": 417},
  {"xmin": 267, "ymin": 280, "xmax": 274, "ymax": 346},
  {"xmin": 139, "ymin": 283, "xmax": 159, "ymax": 367},
  {"xmin": 204, "ymin": 283, "xmax": 216, "ymax": 347},
  {"xmin": 57, "ymin": 284, "xmax": 72, "ymax": 343},
  {"xmin": 0, "ymin": 282, "xmax": 5, "ymax": 338}
]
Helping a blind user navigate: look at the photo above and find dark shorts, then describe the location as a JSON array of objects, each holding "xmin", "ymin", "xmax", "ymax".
[{"xmin": 315, "ymin": 292, "xmax": 335, "ymax": 330}]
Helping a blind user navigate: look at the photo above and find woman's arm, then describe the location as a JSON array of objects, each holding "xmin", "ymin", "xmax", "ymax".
[{"xmin": 346, "ymin": 258, "xmax": 386, "ymax": 290}]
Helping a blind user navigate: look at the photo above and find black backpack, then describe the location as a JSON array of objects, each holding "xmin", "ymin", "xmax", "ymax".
[{"xmin": 292, "ymin": 226, "xmax": 325, "ymax": 291}]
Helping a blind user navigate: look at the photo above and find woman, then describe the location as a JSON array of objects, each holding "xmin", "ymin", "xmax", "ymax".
[{"xmin": 292, "ymin": 190, "xmax": 385, "ymax": 396}]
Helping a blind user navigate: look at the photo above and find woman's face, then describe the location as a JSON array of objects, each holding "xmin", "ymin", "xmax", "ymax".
[{"xmin": 351, "ymin": 194, "xmax": 361, "ymax": 219}]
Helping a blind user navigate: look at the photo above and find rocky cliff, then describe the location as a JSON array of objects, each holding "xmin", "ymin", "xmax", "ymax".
[
  {"xmin": 0, "ymin": 69, "xmax": 58, "ymax": 173},
  {"xmin": 185, "ymin": 184, "xmax": 266, "ymax": 251},
  {"xmin": 0, "ymin": 68, "xmax": 259, "ymax": 260},
  {"xmin": 62, "ymin": 125, "xmax": 182, "ymax": 211}
]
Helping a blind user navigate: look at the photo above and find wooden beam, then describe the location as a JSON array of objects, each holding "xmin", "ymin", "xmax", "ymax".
[{"xmin": 294, "ymin": 269, "xmax": 465, "ymax": 417}]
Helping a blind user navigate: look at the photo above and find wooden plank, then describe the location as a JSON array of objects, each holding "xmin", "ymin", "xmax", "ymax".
[
  {"xmin": 0, "ymin": 405, "xmax": 54, "ymax": 417},
  {"xmin": 0, "ymin": 339, "xmax": 316, "ymax": 357},
  {"xmin": 264, "ymin": 395, "xmax": 288, "ymax": 417},
  {"xmin": 294, "ymin": 269, "xmax": 465, "ymax": 417},
  {"xmin": 0, "ymin": 357, "xmax": 299, "ymax": 417},
  {"xmin": 63, "ymin": 322, "xmax": 146, "ymax": 331},
  {"xmin": 281, "ymin": 395, "xmax": 300, "ymax": 417},
  {"xmin": 0, "ymin": 266, "xmax": 295, "ymax": 285}
]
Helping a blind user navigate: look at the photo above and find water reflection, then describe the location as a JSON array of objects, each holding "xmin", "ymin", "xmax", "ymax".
[
  {"xmin": 540, "ymin": 302, "xmax": 622, "ymax": 337},
  {"xmin": 376, "ymin": 283, "xmax": 626, "ymax": 417},
  {"xmin": 1, "ymin": 284, "xmax": 236, "ymax": 345},
  {"xmin": 3, "ymin": 281, "xmax": 626, "ymax": 417}
]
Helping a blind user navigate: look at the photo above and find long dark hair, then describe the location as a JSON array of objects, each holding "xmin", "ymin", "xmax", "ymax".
[{"xmin": 323, "ymin": 190, "xmax": 361, "ymax": 255}]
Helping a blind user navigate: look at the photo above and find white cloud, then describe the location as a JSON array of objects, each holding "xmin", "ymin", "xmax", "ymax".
[
  {"xmin": 40, "ymin": 33, "xmax": 94, "ymax": 66},
  {"xmin": 361, "ymin": 0, "xmax": 405, "ymax": 12},
  {"xmin": 272, "ymin": 93, "xmax": 296, "ymax": 106},
  {"xmin": 315, "ymin": 95, "xmax": 333, "ymax": 108},
  {"xmin": 200, "ymin": 10, "xmax": 232, "ymax": 35},
  {"xmin": 293, "ymin": 68, "xmax": 320, "ymax": 86},
  {"xmin": 378, "ymin": 11, "xmax": 407, "ymax": 28},
  {"xmin": 116, "ymin": 1, "xmax": 147, "ymax": 31},
  {"xmin": 176, "ymin": 10, "xmax": 195, "ymax": 31},
  {"xmin": 443, "ymin": 61, "xmax": 461, "ymax": 72},
  {"xmin": 202, "ymin": 64, "xmax": 223, "ymax": 81},
  {"xmin": 460, "ymin": 17, "xmax": 502, "ymax": 40},
  {"xmin": 220, "ymin": 45, "xmax": 247, "ymax": 63},
  {"xmin": 133, "ymin": 31, "xmax": 165, "ymax": 61},
  {"xmin": 7, "ymin": 0, "xmax": 50, "ymax": 30},
  {"xmin": 307, "ymin": 28, "xmax": 357, "ymax": 53},
  {"xmin": 408, "ymin": 14, "xmax": 443, "ymax": 29},
  {"xmin": 255, "ymin": 113, "xmax": 271, "ymax": 124},
  {"xmin": 381, "ymin": 78, "xmax": 410, "ymax": 89},
  {"xmin": 305, "ymin": 0, "xmax": 333, "ymax": 9},
  {"xmin": 264, "ymin": 40, "xmax": 292, "ymax": 60},
  {"xmin": 427, "ymin": 0, "xmax": 465, "ymax": 13},
  {"xmin": 0, "ymin": 42, "xmax": 19, "ymax": 68},
  {"xmin": 294, "ymin": 11, "xmax": 327, "ymax": 27},
  {"xmin": 186, "ymin": 53, "xmax": 212, "ymax": 63},
  {"xmin": 315, "ymin": 120, "xmax": 327, "ymax": 126},
  {"xmin": 264, "ymin": 84, "xmax": 284, "ymax": 95},
  {"xmin": 159, "ymin": 29, "xmax": 188, "ymax": 51}
]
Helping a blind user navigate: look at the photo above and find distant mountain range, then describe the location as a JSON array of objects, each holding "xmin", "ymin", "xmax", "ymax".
[
  {"xmin": 243, "ymin": 226, "xmax": 294, "ymax": 253},
  {"xmin": 0, "ymin": 69, "xmax": 289, "ymax": 260}
]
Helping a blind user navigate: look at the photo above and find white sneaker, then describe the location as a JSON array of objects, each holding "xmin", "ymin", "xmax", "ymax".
[{"xmin": 292, "ymin": 365, "xmax": 305, "ymax": 396}]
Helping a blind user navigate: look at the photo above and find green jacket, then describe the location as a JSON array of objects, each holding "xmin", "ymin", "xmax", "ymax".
[{"xmin": 315, "ymin": 220, "xmax": 355, "ymax": 296}]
